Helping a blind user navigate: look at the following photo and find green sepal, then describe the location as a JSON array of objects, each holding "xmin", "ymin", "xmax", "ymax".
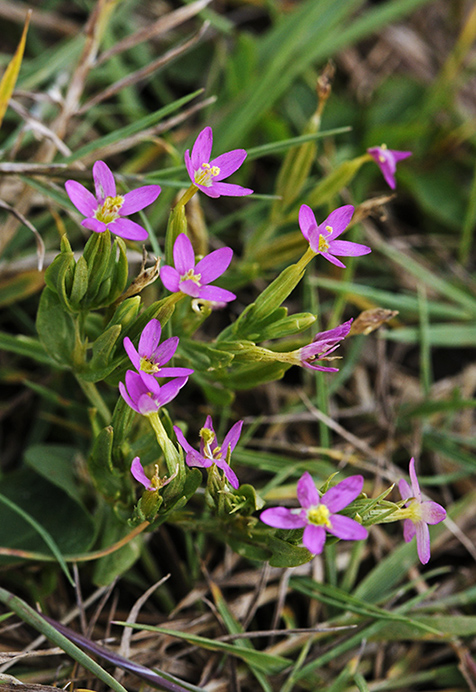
[
  {"xmin": 229, "ymin": 484, "xmax": 265, "ymax": 516},
  {"xmin": 80, "ymin": 324, "xmax": 122, "ymax": 382},
  {"xmin": 179, "ymin": 337, "xmax": 235, "ymax": 371},
  {"xmin": 107, "ymin": 296, "xmax": 141, "ymax": 331},
  {"xmin": 165, "ymin": 204, "xmax": 187, "ymax": 267},
  {"xmin": 69, "ymin": 255, "xmax": 89, "ymax": 309},
  {"xmin": 88, "ymin": 426, "xmax": 127, "ymax": 502},
  {"xmin": 110, "ymin": 397, "xmax": 136, "ymax": 470},
  {"xmin": 132, "ymin": 489, "xmax": 163, "ymax": 524},
  {"xmin": 255, "ymin": 311, "xmax": 316, "ymax": 340},
  {"xmin": 108, "ymin": 238, "xmax": 128, "ymax": 303},
  {"xmin": 43, "ymin": 243, "xmax": 75, "ymax": 312},
  {"xmin": 36, "ymin": 287, "xmax": 77, "ymax": 366},
  {"xmin": 82, "ymin": 230, "xmax": 111, "ymax": 302}
]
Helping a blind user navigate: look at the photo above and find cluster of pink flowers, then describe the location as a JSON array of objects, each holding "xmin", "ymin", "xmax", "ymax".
[{"xmin": 66, "ymin": 127, "xmax": 445, "ymax": 566}]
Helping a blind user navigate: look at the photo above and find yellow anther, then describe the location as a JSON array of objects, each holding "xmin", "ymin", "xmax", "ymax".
[
  {"xmin": 325, "ymin": 225, "xmax": 334, "ymax": 235},
  {"xmin": 95, "ymin": 195, "xmax": 124, "ymax": 224},
  {"xmin": 140, "ymin": 356, "xmax": 160, "ymax": 374},
  {"xmin": 194, "ymin": 163, "xmax": 221, "ymax": 187},
  {"xmin": 318, "ymin": 235, "xmax": 330, "ymax": 252},
  {"xmin": 307, "ymin": 504, "xmax": 331, "ymax": 527},
  {"xmin": 180, "ymin": 268, "xmax": 202, "ymax": 286}
]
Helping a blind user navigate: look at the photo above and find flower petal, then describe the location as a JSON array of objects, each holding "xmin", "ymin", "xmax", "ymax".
[
  {"xmin": 209, "ymin": 181, "xmax": 253, "ymax": 197},
  {"xmin": 179, "ymin": 279, "xmax": 201, "ymax": 298},
  {"xmin": 210, "ymin": 149, "xmax": 247, "ymax": 179},
  {"xmin": 120, "ymin": 185, "xmax": 161, "ymax": 215},
  {"xmin": 420, "ymin": 500, "xmax": 446, "ymax": 525},
  {"xmin": 174, "ymin": 233, "xmax": 195, "ymax": 275},
  {"xmin": 131, "ymin": 457, "xmax": 154, "ymax": 490},
  {"xmin": 65, "ymin": 180, "xmax": 98, "ymax": 216},
  {"xmin": 402, "ymin": 518, "xmax": 416, "ymax": 543},
  {"xmin": 173, "ymin": 425, "xmax": 195, "ymax": 455},
  {"xmin": 186, "ymin": 449, "xmax": 212, "ymax": 469},
  {"xmin": 220, "ymin": 462, "xmax": 239, "ymax": 489},
  {"xmin": 191, "ymin": 127, "xmax": 213, "ymax": 170},
  {"xmin": 123, "ymin": 337, "xmax": 140, "ymax": 370},
  {"xmin": 299, "ymin": 204, "xmax": 317, "ymax": 243},
  {"xmin": 109, "ymin": 217, "xmax": 148, "ymax": 241},
  {"xmin": 155, "ymin": 376, "xmax": 188, "ymax": 406},
  {"xmin": 328, "ymin": 240, "xmax": 371, "ymax": 257},
  {"xmin": 260, "ymin": 507, "xmax": 307, "ymax": 529},
  {"xmin": 157, "ymin": 366, "xmax": 194, "ymax": 378},
  {"xmin": 318, "ymin": 205, "xmax": 354, "ymax": 239},
  {"xmin": 408, "ymin": 457, "xmax": 421, "ymax": 500},
  {"xmin": 160, "ymin": 265, "xmax": 180, "ymax": 293},
  {"xmin": 138, "ymin": 319, "xmax": 162, "ymax": 359},
  {"xmin": 302, "ymin": 524, "xmax": 326, "ymax": 554},
  {"xmin": 391, "ymin": 150, "xmax": 412, "ymax": 163},
  {"xmin": 150, "ymin": 335, "xmax": 178, "ymax": 366},
  {"xmin": 82, "ymin": 218, "xmax": 107, "ymax": 233},
  {"xmin": 93, "ymin": 160, "xmax": 116, "ymax": 201},
  {"xmin": 328, "ymin": 514, "xmax": 368, "ymax": 541},
  {"xmin": 319, "ymin": 252, "xmax": 347, "ymax": 269},
  {"xmin": 398, "ymin": 478, "xmax": 412, "ymax": 503},
  {"xmin": 197, "ymin": 286, "xmax": 236, "ymax": 303},
  {"xmin": 196, "ymin": 183, "xmax": 221, "ymax": 198},
  {"xmin": 415, "ymin": 520, "xmax": 431, "ymax": 564},
  {"xmin": 184, "ymin": 149, "xmax": 195, "ymax": 184},
  {"xmin": 322, "ymin": 475, "xmax": 364, "ymax": 513},
  {"xmin": 119, "ymin": 381, "xmax": 139, "ymax": 413},
  {"xmin": 296, "ymin": 472, "xmax": 320, "ymax": 509},
  {"xmin": 195, "ymin": 247, "xmax": 233, "ymax": 284},
  {"xmin": 221, "ymin": 420, "xmax": 243, "ymax": 455}
]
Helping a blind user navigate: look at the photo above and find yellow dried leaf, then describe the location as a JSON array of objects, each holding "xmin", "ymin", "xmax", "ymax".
[{"xmin": 0, "ymin": 10, "xmax": 31, "ymax": 129}]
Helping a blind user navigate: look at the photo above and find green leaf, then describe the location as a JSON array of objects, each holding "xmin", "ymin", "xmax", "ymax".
[
  {"xmin": 24, "ymin": 444, "xmax": 83, "ymax": 505},
  {"xmin": 36, "ymin": 287, "xmax": 76, "ymax": 365},
  {"xmin": 114, "ymin": 621, "xmax": 292, "ymax": 674}
]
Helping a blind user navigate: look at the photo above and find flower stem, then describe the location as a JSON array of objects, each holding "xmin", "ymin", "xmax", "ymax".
[
  {"xmin": 175, "ymin": 184, "xmax": 198, "ymax": 208},
  {"xmin": 147, "ymin": 411, "xmax": 184, "ymax": 477},
  {"xmin": 77, "ymin": 378, "xmax": 111, "ymax": 425}
]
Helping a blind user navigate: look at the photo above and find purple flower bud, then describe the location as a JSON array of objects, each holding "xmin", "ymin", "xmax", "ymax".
[{"xmin": 300, "ymin": 319, "xmax": 353, "ymax": 372}]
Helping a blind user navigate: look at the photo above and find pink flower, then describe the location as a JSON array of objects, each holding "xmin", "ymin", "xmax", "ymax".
[
  {"xmin": 65, "ymin": 161, "xmax": 161, "ymax": 241},
  {"xmin": 300, "ymin": 319, "xmax": 353, "ymax": 372},
  {"xmin": 260, "ymin": 471, "xmax": 368, "ymax": 555},
  {"xmin": 185, "ymin": 126, "xmax": 253, "ymax": 198},
  {"xmin": 398, "ymin": 458, "xmax": 446, "ymax": 565},
  {"xmin": 160, "ymin": 233, "xmax": 236, "ymax": 303},
  {"xmin": 123, "ymin": 319, "xmax": 193, "ymax": 380},
  {"xmin": 174, "ymin": 415, "xmax": 242, "ymax": 489},
  {"xmin": 299, "ymin": 204, "xmax": 371, "ymax": 268},
  {"xmin": 119, "ymin": 370, "xmax": 188, "ymax": 415},
  {"xmin": 131, "ymin": 456, "xmax": 177, "ymax": 491},
  {"xmin": 367, "ymin": 145, "xmax": 412, "ymax": 189}
]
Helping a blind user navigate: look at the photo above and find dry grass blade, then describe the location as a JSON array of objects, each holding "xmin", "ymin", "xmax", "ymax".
[
  {"xmin": 97, "ymin": 0, "xmax": 212, "ymax": 66},
  {"xmin": 78, "ymin": 21, "xmax": 210, "ymax": 114},
  {"xmin": 9, "ymin": 99, "xmax": 73, "ymax": 157},
  {"xmin": 0, "ymin": 0, "xmax": 79, "ymax": 35},
  {"xmin": 0, "ymin": 199, "xmax": 44, "ymax": 270}
]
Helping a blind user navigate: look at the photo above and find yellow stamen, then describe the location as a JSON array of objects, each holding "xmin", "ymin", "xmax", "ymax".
[
  {"xmin": 325, "ymin": 225, "xmax": 334, "ymax": 235},
  {"xmin": 180, "ymin": 268, "xmax": 202, "ymax": 286},
  {"xmin": 318, "ymin": 235, "xmax": 330, "ymax": 252},
  {"xmin": 140, "ymin": 356, "xmax": 160, "ymax": 374},
  {"xmin": 307, "ymin": 505, "xmax": 331, "ymax": 528},
  {"xmin": 95, "ymin": 195, "xmax": 124, "ymax": 224},
  {"xmin": 195, "ymin": 162, "xmax": 221, "ymax": 187}
]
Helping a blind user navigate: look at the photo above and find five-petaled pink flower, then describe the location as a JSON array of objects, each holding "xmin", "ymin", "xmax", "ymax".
[
  {"xmin": 174, "ymin": 415, "xmax": 242, "ymax": 489},
  {"xmin": 65, "ymin": 161, "xmax": 161, "ymax": 241},
  {"xmin": 119, "ymin": 370, "xmax": 188, "ymax": 415},
  {"xmin": 160, "ymin": 233, "xmax": 236, "ymax": 303},
  {"xmin": 299, "ymin": 204, "xmax": 371, "ymax": 268},
  {"xmin": 300, "ymin": 319, "xmax": 353, "ymax": 372},
  {"xmin": 185, "ymin": 126, "xmax": 253, "ymax": 198},
  {"xmin": 124, "ymin": 319, "xmax": 193, "ymax": 380},
  {"xmin": 367, "ymin": 145, "xmax": 412, "ymax": 190},
  {"xmin": 398, "ymin": 458, "xmax": 446, "ymax": 565},
  {"xmin": 260, "ymin": 471, "xmax": 368, "ymax": 555}
]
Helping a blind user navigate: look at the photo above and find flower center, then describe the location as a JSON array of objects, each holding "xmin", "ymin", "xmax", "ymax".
[
  {"xmin": 194, "ymin": 162, "xmax": 221, "ymax": 187},
  {"xmin": 318, "ymin": 235, "xmax": 330, "ymax": 252},
  {"xmin": 95, "ymin": 195, "xmax": 124, "ymax": 224},
  {"xmin": 378, "ymin": 143, "xmax": 388, "ymax": 163},
  {"xmin": 180, "ymin": 268, "xmax": 202, "ymax": 286},
  {"xmin": 307, "ymin": 504, "xmax": 331, "ymax": 527},
  {"xmin": 140, "ymin": 356, "xmax": 161, "ymax": 374},
  {"xmin": 406, "ymin": 498, "xmax": 423, "ymax": 522}
]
